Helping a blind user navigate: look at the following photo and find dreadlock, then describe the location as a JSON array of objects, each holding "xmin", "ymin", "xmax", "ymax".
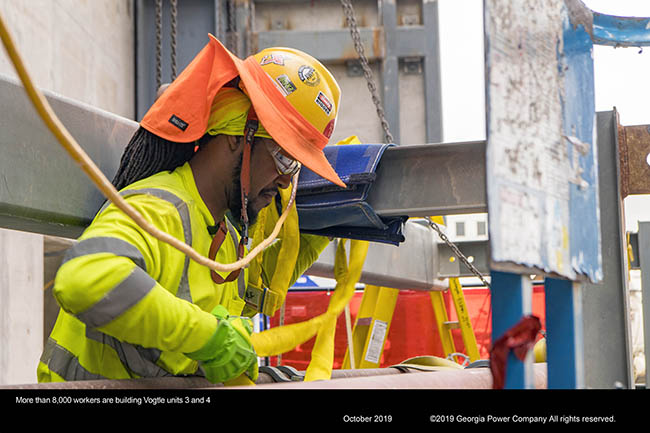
[{"xmin": 112, "ymin": 127, "xmax": 200, "ymax": 190}]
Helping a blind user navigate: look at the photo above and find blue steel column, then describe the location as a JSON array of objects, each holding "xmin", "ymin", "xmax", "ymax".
[
  {"xmin": 544, "ymin": 278, "xmax": 584, "ymax": 389},
  {"xmin": 490, "ymin": 270, "xmax": 534, "ymax": 389}
]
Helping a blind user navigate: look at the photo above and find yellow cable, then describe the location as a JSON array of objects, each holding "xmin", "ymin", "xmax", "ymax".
[
  {"xmin": 0, "ymin": 11, "xmax": 294, "ymax": 274},
  {"xmin": 0, "ymin": 14, "xmax": 369, "ymax": 369}
]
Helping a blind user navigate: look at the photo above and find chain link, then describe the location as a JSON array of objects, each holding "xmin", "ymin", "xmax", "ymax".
[
  {"xmin": 170, "ymin": 0, "xmax": 178, "ymax": 81},
  {"xmin": 339, "ymin": 0, "xmax": 489, "ymax": 288},
  {"xmin": 426, "ymin": 217, "xmax": 491, "ymax": 288},
  {"xmin": 155, "ymin": 0, "xmax": 163, "ymax": 91},
  {"xmin": 227, "ymin": 0, "xmax": 238, "ymax": 56},
  {"xmin": 339, "ymin": 0, "xmax": 393, "ymax": 144}
]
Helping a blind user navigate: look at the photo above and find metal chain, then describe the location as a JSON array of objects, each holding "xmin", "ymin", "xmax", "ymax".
[
  {"xmin": 170, "ymin": 0, "xmax": 178, "ymax": 81},
  {"xmin": 425, "ymin": 217, "xmax": 491, "ymax": 288},
  {"xmin": 339, "ymin": 1, "xmax": 489, "ymax": 287},
  {"xmin": 155, "ymin": 0, "xmax": 163, "ymax": 91},
  {"xmin": 339, "ymin": 0, "xmax": 394, "ymax": 144},
  {"xmin": 227, "ymin": 0, "xmax": 238, "ymax": 56}
]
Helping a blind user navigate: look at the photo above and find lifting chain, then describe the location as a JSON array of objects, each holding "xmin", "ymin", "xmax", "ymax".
[
  {"xmin": 170, "ymin": 0, "xmax": 178, "ymax": 81},
  {"xmin": 339, "ymin": 0, "xmax": 394, "ymax": 144},
  {"xmin": 340, "ymin": 0, "xmax": 490, "ymax": 288},
  {"xmin": 227, "ymin": 0, "xmax": 238, "ymax": 56},
  {"xmin": 154, "ymin": 0, "xmax": 179, "ymax": 90},
  {"xmin": 425, "ymin": 217, "xmax": 491, "ymax": 288},
  {"xmin": 155, "ymin": 0, "xmax": 162, "ymax": 90}
]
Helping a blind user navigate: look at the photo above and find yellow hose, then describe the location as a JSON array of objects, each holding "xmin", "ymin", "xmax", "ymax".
[
  {"xmin": 0, "ymin": 11, "xmax": 294, "ymax": 274},
  {"xmin": 0, "ymin": 13, "xmax": 367, "ymax": 375}
]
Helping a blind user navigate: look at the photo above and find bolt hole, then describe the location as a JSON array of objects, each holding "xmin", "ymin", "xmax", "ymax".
[{"xmin": 646, "ymin": 152, "xmax": 650, "ymax": 167}]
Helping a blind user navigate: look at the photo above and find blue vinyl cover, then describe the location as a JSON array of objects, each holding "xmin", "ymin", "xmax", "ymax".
[{"xmin": 296, "ymin": 143, "xmax": 408, "ymax": 245}]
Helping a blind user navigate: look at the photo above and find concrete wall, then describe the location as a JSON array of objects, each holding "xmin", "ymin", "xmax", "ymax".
[
  {"xmin": 0, "ymin": 0, "xmax": 134, "ymax": 385},
  {"xmin": 0, "ymin": 0, "xmax": 135, "ymax": 118}
]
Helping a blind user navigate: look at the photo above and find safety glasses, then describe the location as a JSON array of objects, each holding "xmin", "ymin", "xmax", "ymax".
[{"xmin": 265, "ymin": 141, "xmax": 301, "ymax": 177}]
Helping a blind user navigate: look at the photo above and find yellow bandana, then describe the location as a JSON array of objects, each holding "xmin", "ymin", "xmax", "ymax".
[{"xmin": 206, "ymin": 88, "xmax": 272, "ymax": 139}]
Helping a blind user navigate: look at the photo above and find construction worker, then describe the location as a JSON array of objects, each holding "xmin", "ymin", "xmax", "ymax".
[{"xmin": 37, "ymin": 35, "xmax": 346, "ymax": 384}]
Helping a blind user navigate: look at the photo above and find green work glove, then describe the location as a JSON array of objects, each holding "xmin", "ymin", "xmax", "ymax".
[{"xmin": 186, "ymin": 305, "xmax": 259, "ymax": 384}]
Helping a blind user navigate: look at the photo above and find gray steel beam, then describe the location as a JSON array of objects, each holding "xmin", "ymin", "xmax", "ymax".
[
  {"xmin": 0, "ymin": 73, "xmax": 486, "ymax": 237},
  {"xmin": 638, "ymin": 221, "xmax": 650, "ymax": 387},
  {"xmin": 0, "ymin": 69, "xmax": 482, "ymax": 291},
  {"xmin": 437, "ymin": 240, "xmax": 490, "ymax": 279},
  {"xmin": 254, "ymin": 28, "xmax": 385, "ymax": 63},
  {"xmin": 0, "ymin": 75, "xmax": 134, "ymax": 239},
  {"xmin": 255, "ymin": 24, "xmax": 434, "ymax": 62},
  {"xmin": 306, "ymin": 220, "xmax": 444, "ymax": 291},
  {"xmin": 366, "ymin": 140, "xmax": 487, "ymax": 217},
  {"xmin": 581, "ymin": 111, "xmax": 634, "ymax": 388}
]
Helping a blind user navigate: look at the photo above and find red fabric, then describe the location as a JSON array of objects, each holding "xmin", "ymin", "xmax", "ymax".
[{"xmin": 489, "ymin": 315, "xmax": 542, "ymax": 389}]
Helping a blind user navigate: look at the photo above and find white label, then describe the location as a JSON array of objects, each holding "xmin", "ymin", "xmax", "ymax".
[{"xmin": 364, "ymin": 320, "xmax": 388, "ymax": 364}]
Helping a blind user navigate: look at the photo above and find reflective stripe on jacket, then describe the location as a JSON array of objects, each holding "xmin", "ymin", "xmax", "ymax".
[{"xmin": 38, "ymin": 162, "xmax": 329, "ymax": 382}]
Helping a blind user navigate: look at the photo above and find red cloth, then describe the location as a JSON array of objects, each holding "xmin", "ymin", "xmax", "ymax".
[{"xmin": 489, "ymin": 315, "xmax": 542, "ymax": 389}]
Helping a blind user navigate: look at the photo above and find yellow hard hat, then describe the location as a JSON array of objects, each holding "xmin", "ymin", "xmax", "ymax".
[
  {"xmin": 253, "ymin": 47, "xmax": 341, "ymax": 140},
  {"xmin": 141, "ymin": 36, "xmax": 346, "ymax": 187}
]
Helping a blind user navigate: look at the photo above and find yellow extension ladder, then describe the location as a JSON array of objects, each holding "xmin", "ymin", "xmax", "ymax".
[{"xmin": 342, "ymin": 278, "xmax": 480, "ymax": 369}]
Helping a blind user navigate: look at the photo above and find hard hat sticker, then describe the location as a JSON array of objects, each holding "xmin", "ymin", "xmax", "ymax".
[
  {"xmin": 298, "ymin": 65, "xmax": 320, "ymax": 87},
  {"xmin": 315, "ymin": 91, "xmax": 332, "ymax": 115},
  {"xmin": 260, "ymin": 54, "xmax": 285, "ymax": 66},
  {"xmin": 323, "ymin": 119, "xmax": 335, "ymax": 139},
  {"xmin": 276, "ymin": 74, "xmax": 297, "ymax": 96}
]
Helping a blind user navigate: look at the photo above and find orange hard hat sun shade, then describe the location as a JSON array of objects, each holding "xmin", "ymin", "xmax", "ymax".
[{"xmin": 140, "ymin": 35, "xmax": 345, "ymax": 188}]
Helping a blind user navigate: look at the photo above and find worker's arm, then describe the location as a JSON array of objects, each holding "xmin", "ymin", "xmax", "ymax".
[{"xmin": 53, "ymin": 194, "xmax": 216, "ymax": 354}]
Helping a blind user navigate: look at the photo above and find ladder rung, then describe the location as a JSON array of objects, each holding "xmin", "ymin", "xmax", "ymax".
[{"xmin": 443, "ymin": 321, "xmax": 460, "ymax": 330}]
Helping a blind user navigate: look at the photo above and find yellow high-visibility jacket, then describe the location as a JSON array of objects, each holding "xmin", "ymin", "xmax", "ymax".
[{"xmin": 37, "ymin": 162, "xmax": 328, "ymax": 382}]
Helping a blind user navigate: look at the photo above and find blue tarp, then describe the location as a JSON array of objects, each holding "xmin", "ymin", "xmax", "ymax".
[{"xmin": 296, "ymin": 144, "xmax": 408, "ymax": 245}]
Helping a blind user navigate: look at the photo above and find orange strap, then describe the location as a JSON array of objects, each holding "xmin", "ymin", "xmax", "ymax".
[
  {"xmin": 239, "ymin": 107, "xmax": 258, "ymax": 242},
  {"xmin": 208, "ymin": 107, "xmax": 257, "ymax": 284}
]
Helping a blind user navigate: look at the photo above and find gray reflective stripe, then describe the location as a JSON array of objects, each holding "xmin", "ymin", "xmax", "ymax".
[
  {"xmin": 86, "ymin": 329, "xmax": 171, "ymax": 378},
  {"xmin": 224, "ymin": 218, "xmax": 247, "ymax": 301},
  {"xmin": 99, "ymin": 188, "xmax": 193, "ymax": 302},
  {"xmin": 62, "ymin": 236, "xmax": 147, "ymax": 272},
  {"xmin": 76, "ymin": 266, "xmax": 157, "ymax": 329},
  {"xmin": 40, "ymin": 337, "xmax": 107, "ymax": 381}
]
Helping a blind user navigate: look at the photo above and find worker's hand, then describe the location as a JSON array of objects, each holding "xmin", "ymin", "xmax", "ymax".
[{"xmin": 186, "ymin": 305, "xmax": 259, "ymax": 384}]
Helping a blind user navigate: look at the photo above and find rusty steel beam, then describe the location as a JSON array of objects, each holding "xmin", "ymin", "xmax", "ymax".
[{"xmin": 618, "ymin": 117, "xmax": 650, "ymax": 197}]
